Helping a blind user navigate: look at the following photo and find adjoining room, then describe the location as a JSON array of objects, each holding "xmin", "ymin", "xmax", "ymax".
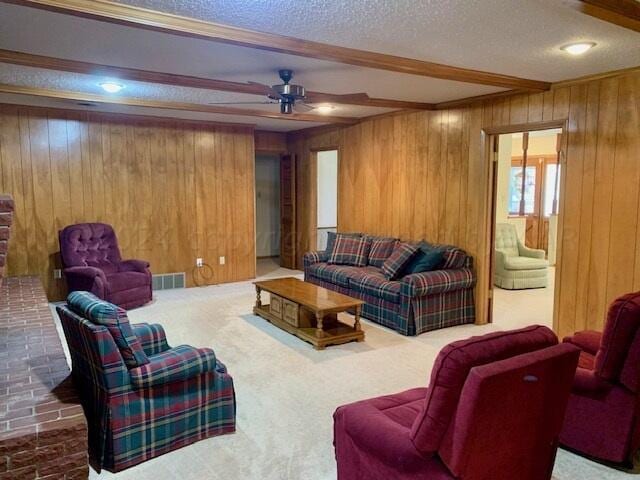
[{"xmin": 0, "ymin": 2, "xmax": 639, "ymax": 480}]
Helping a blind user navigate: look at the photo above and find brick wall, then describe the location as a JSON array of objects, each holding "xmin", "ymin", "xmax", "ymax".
[
  {"xmin": 0, "ymin": 276, "xmax": 88, "ymax": 479},
  {"xmin": 0, "ymin": 195, "xmax": 14, "ymax": 287}
]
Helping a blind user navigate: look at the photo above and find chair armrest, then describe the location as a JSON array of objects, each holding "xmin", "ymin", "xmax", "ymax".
[
  {"xmin": 518, "ymin": 240, "xmax": 545, "ymax": 259},
  {"xmin": 129, "ymin": 345, "xmax": 217, "ymax": 388},
  {"xmin": 334, "ymin": 403, "xmax": 431, "ymax": 468},
  {"xmin": 303, "ymin": 250, "xmax": 325, "ymax": 268},
  {"xmin": 401, "ymin": 268, "xmax": 475, "ymax": 297},
  {"xmin": 64, "ymin": 265, "xmax": 106, "ymax": 281},
  {"xmin": 494, "ymin": 249, "xmax": 507, "ymax": 267},
  {"xmin": 119, "ymin": 259, "xmax": 150, "ymax": 273},
  {"xmin": 132, "ymin": 322, "xmax": 170, "ymax": 356},
  {"xmin": 563, "ymin": 330, "xmax": 601, "ymax": 356},
  {"xmin": 571, "ymin": 367, "xmax": 611, "ymax": 396}
]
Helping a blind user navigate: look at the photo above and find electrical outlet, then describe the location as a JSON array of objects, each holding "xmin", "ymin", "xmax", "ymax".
[
  {"xmin": 196, "ymin": 258, "xmax": 204, "ymax": 267},
  {"xmin": 219, "ymin": 256, "xmax": 225, "ymax": 265},
  {"xmin": 53, "ymin": 269, "xmax": 62, "ymax": 279}
]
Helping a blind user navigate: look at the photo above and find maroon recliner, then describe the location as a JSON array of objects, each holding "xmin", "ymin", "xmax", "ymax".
[
  {"xmin": 59, "ymin": 223, "xmax": 152, "ymax": 310},
  {"xmin": 560, "ymin": 291, "xmax": 640, "ymax": 465},
  {"xmin": 334, "ymin": 325, "xmax": 580, "ymax": 480}
]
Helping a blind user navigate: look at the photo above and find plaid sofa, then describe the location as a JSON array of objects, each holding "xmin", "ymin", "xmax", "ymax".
[
  {"xmin": 56, "ymin": 293, "xmax": 236, "ymax": 472},
  {"xmin": 304, "ymin": 239, "xmax": 476, "ymax": 335}
]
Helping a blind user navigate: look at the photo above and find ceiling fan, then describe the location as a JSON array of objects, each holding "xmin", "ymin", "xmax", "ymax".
[{"xmin": 208, "ymin": 69, "xmax": 370, "ymax": 114}]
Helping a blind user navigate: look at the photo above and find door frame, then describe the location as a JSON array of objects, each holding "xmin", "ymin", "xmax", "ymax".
[
  {"xmin": 482, "ymin": 119, "xmax": 568, "ymax": 331},
  {"xmin": 311, "ymin": 146, "xmax": 340, "ymax": 252}
]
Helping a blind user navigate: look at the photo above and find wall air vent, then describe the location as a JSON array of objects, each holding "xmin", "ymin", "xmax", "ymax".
[{"xmin": 152, "ymin": 272, "xmax": 186, "ymax": 291}]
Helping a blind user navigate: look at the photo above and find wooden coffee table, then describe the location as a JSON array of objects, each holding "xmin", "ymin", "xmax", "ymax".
[{"xmin": 253, "ymin": 277, "xmax": 365, "ymax": 350}]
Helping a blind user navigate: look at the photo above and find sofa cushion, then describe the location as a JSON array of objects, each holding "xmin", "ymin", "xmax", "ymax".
[
  {"xmin": 306, "ymin": 263, "xmax": 368, "ymax": 288},
  {"xmin": 410, "ymin": 325, "xmax": 558, "ymax": 455},
  {"xmin": 402, "ymin": 242, "xmax": 445, "ymax": 275},
  {"xmin": 67, "ymin": 290, "xmax": 149, "ymax": 368},
  {"xmin": 367, "ymin": 237, "xmax": 398, "ymax": 267},
  {"xmin": 350, "ymin": 271, "xmax": 402, "ymax": 303},
  {"xmin": 328, "ymin": 234, "xmax": 372, "ymax": 267},
  {"xmin": 502, "ymin": 256, "xmax": 548, "ymax": 270},
  {"xmin": 382, "ymin": 242, "xmax": 419, "ymax": 280},
  {"xmin": 106, "ymin": 271, "xmax": 149, "ymax": 293}
]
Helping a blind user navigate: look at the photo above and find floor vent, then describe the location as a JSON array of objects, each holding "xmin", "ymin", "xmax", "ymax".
[{"xmin": 152, "ymin": 272, "xmax": 186, "ymax": 291}]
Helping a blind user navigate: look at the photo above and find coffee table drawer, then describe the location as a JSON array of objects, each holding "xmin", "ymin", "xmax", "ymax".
[
  {"xmin": 282, "ymin": 299, "xmax": 299, "ymax": 327},
  {"xmin": 270, "ymin": 294, "xmax": 283, "ymax": 318}
]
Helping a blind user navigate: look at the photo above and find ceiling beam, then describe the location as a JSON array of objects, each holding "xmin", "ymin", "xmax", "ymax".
[
  {"xmin": 567, "ymin": 0, "xmax": 640, "ymax": 32},
  {"xmin": 0, "ymin": 49, "xmax": 435, "ymax": 110},
  {"xmin": 5, "ymin": 0, "xmax": 551, "ymax": 91},
  {"xmin": 0, "ymin": 84, "xmax": 358, "ymax": 124}
]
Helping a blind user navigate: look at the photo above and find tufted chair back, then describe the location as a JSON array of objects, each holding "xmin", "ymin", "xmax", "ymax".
[
  {"xmin": 495, "ymin": 223, "xmax": 520, "ymax": 258},
  {"xmin": 595, "ymin": 291, "xmax": 640, "ymax": 392},
  {"xmin": 59, "ymin": 223, "xmax": 122, "ymax": 274}
]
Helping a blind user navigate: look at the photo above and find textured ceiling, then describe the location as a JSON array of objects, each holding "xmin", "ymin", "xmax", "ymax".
[
  {"xmin": 0, "ymin": 1, "xmax": 638, "ymax": 131},
  {"xmin": 122, "ymin": 0, "xmax": 640, "ymax": 80}
]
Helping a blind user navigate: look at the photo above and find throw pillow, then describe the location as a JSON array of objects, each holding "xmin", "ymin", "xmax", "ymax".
[
  {"xmin": 321, "ymin": 231, "xmax": 361, "ymax": 261},
  {"xmin": 67, "ymin": 291, "xmax": 149, "ymax": 368},
  {"xmin": 402, "ymin": 241, "xmax": 445, "ymax": 275},
  {"xmin": 328, "ymin": 234, "xmax": 371, "ymax": 266},
  {"xmin": 367, "ymin": 237, "xmax": 398, "ymax": 267},
  {"xmin": 382, "ymin": 242, "xmax": 419, "ymax": 280}
]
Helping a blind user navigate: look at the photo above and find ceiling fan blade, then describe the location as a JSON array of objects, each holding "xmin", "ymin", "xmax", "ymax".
[
  {"xmin": 207, "ymin": 101, "xmax": 278, "ymax": 105},
  {"xmin": 306, "ymin": 92, "xmax": 370, "ymax": 104},
  {"xmin": 294, "ymin": 103, "xmax": 315, "ymax": 113},
  {"xmin": 247, "ymin": 81, "xmax": 283, "ymax": 99}
]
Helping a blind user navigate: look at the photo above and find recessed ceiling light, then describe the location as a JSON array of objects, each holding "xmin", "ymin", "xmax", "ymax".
[
  {"xmin": 315, "ymin": 105, "xmax": 335, "ymax": 114},
  {"xmin": 560, "ymin": 42, "xmax": 596, "ymax": 56},
  {"xmin": 99, "ymin": 82, "xmax": 124, "ymax": 93}
]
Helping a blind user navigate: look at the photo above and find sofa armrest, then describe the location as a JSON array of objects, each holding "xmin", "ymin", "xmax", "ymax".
[
  {"xmin": 303, "ymin": 250, "xmax": 325, "ymax": 268},
  {"xmin": 563, "ymin": 330, "xmax": 601, "ymax": 356},
  {"xmin": 401, "ymin": 268, "xmax": 475, "ymax": 297},
  {"xmin": 518, "ymin": 240, "xmax": 545, "ymax": 259},
  {"xmin": 132, "ymin": 322, "xmax": 170, "ymax": 356},
  {"xmin": 129, "ymin": 345, "xmax": 217, "ymax": 388},
  {"xmin": 119, "ymin": 259, "xmax": 150, "ymax": 273}
]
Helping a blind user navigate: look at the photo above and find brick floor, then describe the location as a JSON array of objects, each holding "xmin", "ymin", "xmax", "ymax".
[{"xmin": 0, "ymin": 276, "xmax": 88, "ymax": 479}]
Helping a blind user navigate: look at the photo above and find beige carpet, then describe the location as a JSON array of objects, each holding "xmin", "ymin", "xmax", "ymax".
[{"xmin": 52, "ymin": 266, "xmax": 633, "ymax": 480}]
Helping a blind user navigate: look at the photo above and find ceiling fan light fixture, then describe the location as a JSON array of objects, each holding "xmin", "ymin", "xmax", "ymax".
[
  {"xmin": 315, "ymin": 105, "xmax": 335, "ymax": 114},
  {"xmin": 560, "ymin": 42, "xmax": 596, "ymax": 56},
  {"xmin": 99, "ymin": 82, "xmax": 124, "ymax": 93}
]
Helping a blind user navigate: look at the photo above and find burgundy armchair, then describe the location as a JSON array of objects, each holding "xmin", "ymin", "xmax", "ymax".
[
  {"xmin": 334, "ymin": 325, "xmax": 580, "ymax": 480},
  {"xmin": 560, "ymin": 291, "xmax": 640, "ymax": 465},
  {"xmin": 59, "ymin": 223, "xmax": 152, "ymax": 309}
]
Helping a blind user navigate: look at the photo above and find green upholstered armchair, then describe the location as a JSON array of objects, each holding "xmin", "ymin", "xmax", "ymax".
[{"xmin": 494, "ymin": 223, "xmax": 548, "ymax": 289}]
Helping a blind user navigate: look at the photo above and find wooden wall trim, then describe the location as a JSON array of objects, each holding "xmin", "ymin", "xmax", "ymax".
[{"xmin": 9, "ymin": 0, "xmax": 550, "ymax": 91}]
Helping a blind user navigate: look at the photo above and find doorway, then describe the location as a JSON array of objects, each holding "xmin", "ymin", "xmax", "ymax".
[
  {"xmin": 255, "ymin": 154, "xmax": 281, "ymax": 276},
  {"xmin": 315, "ymin": 150, "xmax": 338, "ymax": 250},
  {"xmin": 489, "ymin": 125, "xmax": 565, "ymax": 330}
]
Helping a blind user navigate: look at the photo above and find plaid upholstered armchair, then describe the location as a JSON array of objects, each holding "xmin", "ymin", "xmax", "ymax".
[{"xmin": 56, "ymin": 291, "xmax": 236, "ymax": 472}]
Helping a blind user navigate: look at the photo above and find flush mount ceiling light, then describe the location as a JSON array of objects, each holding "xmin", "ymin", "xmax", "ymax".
[
  {"xmin": 99, "ymin": 82, "xmax": 124, "ymax": 93},
  {"xmin": 315, "ymin": 105, "xmax": 335, "ymax": 114},
  {"xmin": 560, "ymin": 42, "xmax": 596, "ymax": 55}
]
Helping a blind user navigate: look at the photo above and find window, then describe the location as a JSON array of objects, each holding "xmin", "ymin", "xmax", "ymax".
[{"xmin": 508, "ymin": 166, "xmax": 536, "ymax": 215}]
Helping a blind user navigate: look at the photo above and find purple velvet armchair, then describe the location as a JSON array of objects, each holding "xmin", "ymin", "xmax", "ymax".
[
  {"xmin": 59, "ymin": 223, "xmax": 152, "ymax": 309},
  {"xmin": 560, "ymin": 291, "xmax": 640, "ymax": 466},
  {"xmin": 334, "ymin": 326, "xmax": 580, "ymax": 480}
]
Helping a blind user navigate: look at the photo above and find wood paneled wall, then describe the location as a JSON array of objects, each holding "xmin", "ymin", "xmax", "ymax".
[
  {"xmin": 288, "ymin": 70, "xmax": 640, "ymax": 338},
  {"xmin": 0, "ymin": 105, "xmax": 256, "ymax": 300}
]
